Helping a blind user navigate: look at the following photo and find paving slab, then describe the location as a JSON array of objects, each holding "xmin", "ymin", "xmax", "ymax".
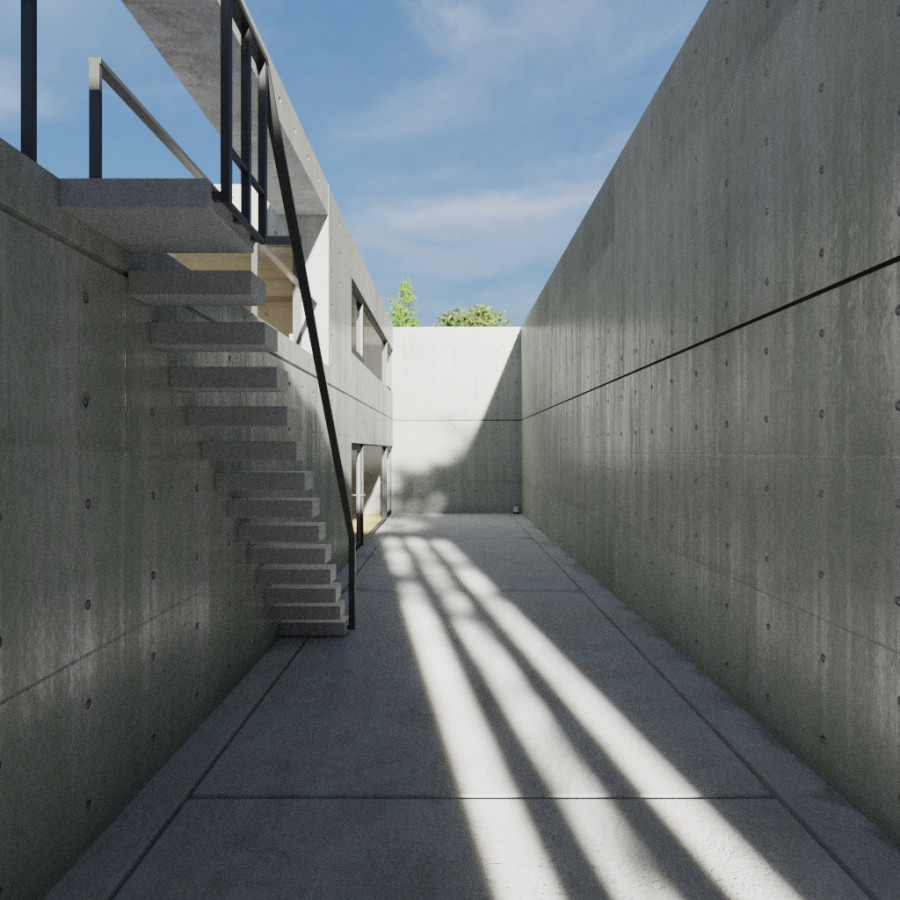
[
  {"xmin": 50, "ymin": 515, "xmax": 900, "ymax": 899},
  {"xmin": 113, "ymin": 798, "xmax": 866, "ymax": 900}
]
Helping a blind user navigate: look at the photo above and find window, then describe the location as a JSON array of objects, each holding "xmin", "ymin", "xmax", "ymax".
[
  {"xmin": 352, "ymin": 444, "xmax": 391, "ymax": 546},
  {"xmin": 352, "ymin": 284, "xmax": 388, "ymax": 381}
]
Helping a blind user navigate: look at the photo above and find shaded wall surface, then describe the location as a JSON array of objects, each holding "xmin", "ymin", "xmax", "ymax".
[
  {"xmin": 0, "ymin": 138, "xmax": 390, "ymax": 899},
  {"xmin": 521, "ymin": 0, "xmax": 900, "ymax": 842},
  {"xmin": 392, "ymin": 328, "xmax": 521, "ymax": 513}
]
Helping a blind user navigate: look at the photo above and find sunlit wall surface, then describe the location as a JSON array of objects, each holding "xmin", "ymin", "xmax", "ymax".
[
  {"xmin": 392, "ymin": 327, "xmax": 521, "ymax": 513},
  {"xmin": 521, "ymin": 1, "xmax": 900, "ymax": 842}
]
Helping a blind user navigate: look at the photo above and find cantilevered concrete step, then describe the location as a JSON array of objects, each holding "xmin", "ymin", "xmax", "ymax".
[
  {"xmin": 279, "ymin": 618, "xmax": 348, "ymax": 637},
  {"xmin": 215, "ymin": 470, "xmax": 312, "ymax": 492},
  {"xmin": 187, "ymin": 406, "xmax": 289, "ymax": 427},
  {"xmin": 59, "ymin": 178, "xmax": 251, "ymax": 253},
  {"xmin": 237, "ymin": 522, "xmax": 326, "ymax": 544},
  {"xmin": 202, "ymin": 441, "xmax": 300, "ymax": 461},
  {"xmin": 130, "ymin": 270, "xmax": 266, "ymax": 306},
  {"xmin": 151, "ymin": 321, "xmax": 277, "ymax": 352},
  {"xmin": 266, "ymin": 602, "xmax": 343, "ymax": 622},
  {"xmin": 266, "ymin": 583, "xmax": 342, "ymax": 606},
  {"xmin": 256, "ymin": 564, "xmax": 336, "ymax": 587},
  {"xmin": 171, "ymin": 366, "xmax": 287, "ymax": 392},
  {"xmin": 249, "ymin": 543, "xmax": 332, "ymax": 565},
  {"xmin": 226, "ymin": 498, "xmax": 319, "ymax": 518}
]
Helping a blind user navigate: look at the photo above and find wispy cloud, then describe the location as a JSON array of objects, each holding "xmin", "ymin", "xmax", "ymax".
[
  {"xmin": 337, "ymin": 0, "xmax": 699, "ymax": 144},
  {"xmin": 358, "ymin": 179, "xmax": 594, "ymax": 279}
]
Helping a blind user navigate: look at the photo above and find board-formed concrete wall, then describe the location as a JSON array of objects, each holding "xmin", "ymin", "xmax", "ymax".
[
  {"xmin": 521, "ymin": 0, "xmax": 900, "ymax": 842},
  {"xmin": 392, "ymin": 327, "xmax": 521, "ymax": 513},
  {"xmin": 0, "ymin": 133, "xmax": 390, "ymax": 898}
]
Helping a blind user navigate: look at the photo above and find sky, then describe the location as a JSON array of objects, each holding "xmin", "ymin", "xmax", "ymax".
[{"xmin": 0, "ymin": 0, "xmax": 707, "ymax": 325}]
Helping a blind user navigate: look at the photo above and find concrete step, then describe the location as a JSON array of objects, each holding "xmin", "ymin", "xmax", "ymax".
[
  {"xmin": 171, "ymin": 366, "xmax": 287, "ymax": 392},
  {"xmin": 266, "ymin": 583, "xmax": 342, "ymax": 605},
  {"xmin": 130, "ymin": 270, "xmax": 266, "ymax": 306},
  {"xmin": 256, "ymin": 564, "xmax": 337, "ymax": 587},
  {"xmin": 215, "ymin": 470, "xmax": 312, "ymax": 493},
  {"xmin": 237, "ymin": 522, "xmax": 326, "ymax": 544},
  {"xmin": 267, "ymin": 602, "xmax": 344, "ymax": 622},
  {"xmin": 249, "ymin": 543, "xmax": 333, "ymax": 565},
  {"xmin": 278, "ymin": 618, "xmax": 348, "ymax": 637},
  {"xmin": 202, "ymin": 441, "xmax": 301, "ymax": 461},
  {"xmin": 151, "ymin": 321, "xmax": 277, "ymax": 352},
  {"xmin": 59, "ymin": 178, "xmax": 251, "ymax": 253},
  {"xmin": 227, "ymin": 497, "xmax": 319, "ymax": 518},
  {"xmin": 187, "ymin": 406, "xmax": 289, "ymax": 427}
]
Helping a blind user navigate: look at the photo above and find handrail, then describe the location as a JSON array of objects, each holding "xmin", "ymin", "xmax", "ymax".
[
  {"xmin": 263, "ymin": 62, "xmax": 357, "ymax": 629},
  {"xmin": 88, "ymin": 58, "xmax": 207, "ymax": 180},
  {"xmin": 218, "ymin": 0, "xmax": 355, "ymax": 629}
]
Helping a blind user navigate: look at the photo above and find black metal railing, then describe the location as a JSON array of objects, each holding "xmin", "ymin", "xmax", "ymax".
[
  {"xmin": 17, "ymin": 0, "xmax": 356, "ymax": 629},
  {"xmin": 223, "ymin": 0, "xmax": 356, "ymax": 628},
  {"xmin": 88, "ymin": 58, "xmax": 206, "ymax": 180},
  {"xmin": 20, "ymin": 0, "xmax": 37, "ymax": 160},
  {"xmin": 219, "ymin": 0, "xmax": 268, "ymax": 242}
]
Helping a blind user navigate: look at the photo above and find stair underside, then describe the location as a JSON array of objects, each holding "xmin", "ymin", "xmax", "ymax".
[
  {"xmin": 278, "ymin": 618, "xmax": 348, "ymax": 637},
  {"xmin": 130, "ymin": 270, "xmax": 266, "ymax": 306},
  {"xmin": 188, "ymin": 406, "xmax": 289, "ymax": 427},
  {"xmin": 249, "ymin": 543, "xmax": 332, "ymax": 564},
  {"xmin": 202, "ymin": 441, "xmax": 301, "ymax": 461},
  {"xmin": 171, "ymin": 367, "xmax": 287, "ymax": 392},
  {"xmin": 60, "ymin": 178, "xmax": 251, "ymax": 253},
  {"xmin": 256, "ymin": 564, "xmax": 337, "ymax": 586},
  {"xmin": 227, "ymin": 497, "xmax": 319, "ymax": 518},
  {"xmin": 151, "ymin": 321, "xmax": 278, "ymax": 352},
  {"xmin": 238, "ymin": 522, "xmax": 327, "ymax": 543},
  {"xmin": 216, "ymin": 470, "xmax": 311, "ymax": 492}
]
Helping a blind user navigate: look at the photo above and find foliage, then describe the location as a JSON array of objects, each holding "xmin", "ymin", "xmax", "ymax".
[
  {"xmin": 388, "ymin": 277, "xmax": 419, "ymax": 327},
  {"xmin": 435, "ymin": 304, "xmax": 511, "ymax": 326}
]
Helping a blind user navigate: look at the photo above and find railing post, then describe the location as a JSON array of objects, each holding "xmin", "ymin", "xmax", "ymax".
[
  {"xmin": 88, "ymin": 58, "xmax": 102, "ymax": 178},
  {"xmin": 256, "ymin": 50, "xmax": 268, "ymax": 240},
  {"xmin": 21, "ymin": 0, "xmax": 37, "ymax": 160},
  {"xmin": 220, "ymin": 0, "xmax": 233, "ymax": 204},
  {"xmin": 240, "ymin": 29, "xmax": 252, "ymax": 227}
]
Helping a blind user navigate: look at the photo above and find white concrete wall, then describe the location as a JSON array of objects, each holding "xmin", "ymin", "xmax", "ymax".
[{"xmin": 392, "ymin": 328, "xmax": 521, "ymax": 513}]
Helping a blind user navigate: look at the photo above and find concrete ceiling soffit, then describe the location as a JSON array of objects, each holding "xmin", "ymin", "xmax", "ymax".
[{"xmin": 121, "ymin": 0, "xmax": 328, "ymax": 218}]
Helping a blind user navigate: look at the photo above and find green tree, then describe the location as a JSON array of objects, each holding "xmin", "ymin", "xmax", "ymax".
[
  {"xmin": 435, "ymin": 304, "xmax": 511, "ymax": 326},
  {"xmin": 388, "ymin": 277, "xmax": 419, "ymax": 327}
]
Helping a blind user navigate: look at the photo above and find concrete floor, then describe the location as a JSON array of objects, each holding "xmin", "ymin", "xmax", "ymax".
[{"xmin": 50, "ymin": 515, "xmax": 900, "ymax": 899}]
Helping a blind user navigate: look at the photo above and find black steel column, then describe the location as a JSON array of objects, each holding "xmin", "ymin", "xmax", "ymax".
[
  {"xmin": 257, "ymin": 61, "xmax": 268, "ymax": 239},
  {"xmin": 21, "ymin": 0, "xmax": 37, "ymax": 160},
  {"xmin": 88, "ymin": 58, "xmax": 102, "ymax": 178},
  {"xmin": 240, "ymin": 29, "xmax": 252, "ymax": 223},
  {"xmin": 220, "ymin": 0, "xmax": 233, "ymax": 201}
]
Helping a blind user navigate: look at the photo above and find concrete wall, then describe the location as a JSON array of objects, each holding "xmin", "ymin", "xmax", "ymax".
[
  {"xmin": 392, "ymin": 328, "xmax": 521, "ymax": 513},
  {"xmin": 0, "ymin": 131, "xmax": 390, "ymax": 900},
  {"xmin": 521, "ymin": 0, "xmax": 900, "ymax": 843}
]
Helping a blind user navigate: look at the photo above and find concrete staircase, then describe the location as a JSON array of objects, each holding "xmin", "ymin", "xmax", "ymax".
[
  {"xmin": 60, "ymin": 177, "xmax": 347, "ymax": 635},
  {"xmin": 136, "ymin": 269, "xmax": 348, "ymax": 637}
]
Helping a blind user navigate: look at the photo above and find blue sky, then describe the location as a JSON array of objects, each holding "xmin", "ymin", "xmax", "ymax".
[{"xmin": 0, "ymin": 0, "xmax": 706, "ymax": 324}]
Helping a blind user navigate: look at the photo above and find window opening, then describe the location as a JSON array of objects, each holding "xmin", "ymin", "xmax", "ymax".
[
  {"xmin": 352, "ymin": 284, "xmax": 387, "ymax": 381},
  {"xmin": 352, "ymin": 444, "xmax": 391, "ymax": 546}
]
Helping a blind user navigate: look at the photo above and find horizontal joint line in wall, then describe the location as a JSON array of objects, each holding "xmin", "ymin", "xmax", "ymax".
[
  {"xmin": 0, "ymin": 594, "xmax": 204, "ymax": 709},
  {"xmin": 522, "ymin": 252, "xmax": 900, "ymax": 421},
  {"xmin": 0, "ymin": 197, "xmax": 129, "ymax": 277}
]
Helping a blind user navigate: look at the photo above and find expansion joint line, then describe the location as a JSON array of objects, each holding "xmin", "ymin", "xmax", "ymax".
[
  {"xmin": 108, "ymin": 639, "xmax": 308, "ymax": 899},
  {"xmin": 522, "ymin": 253, "xmax": 900, "ymax": 421}
]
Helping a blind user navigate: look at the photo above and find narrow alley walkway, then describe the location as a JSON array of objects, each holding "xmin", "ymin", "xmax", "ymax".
[{"xmin": 50, "ymin": 515, "xmax": 900, "ymax": 899}]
